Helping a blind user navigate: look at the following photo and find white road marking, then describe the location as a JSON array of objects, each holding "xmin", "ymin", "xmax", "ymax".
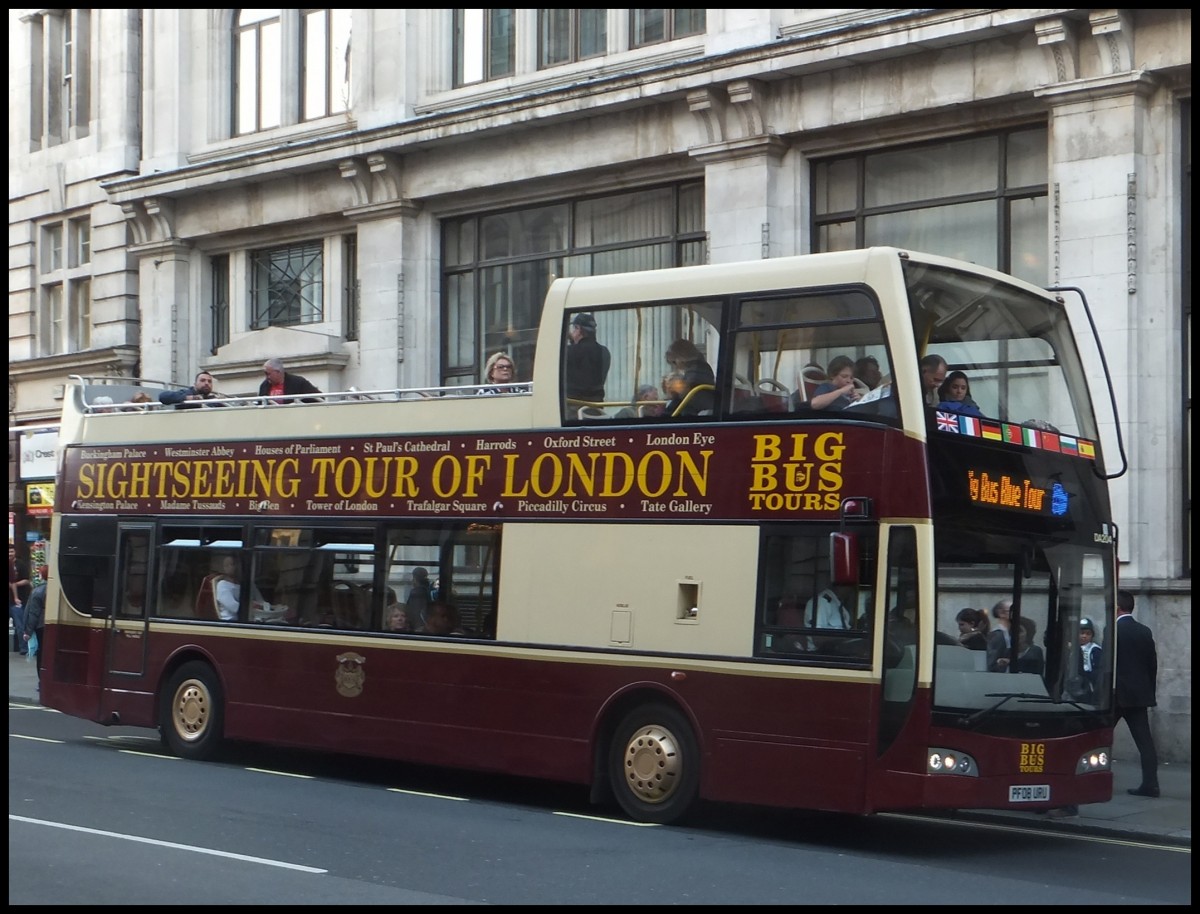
[{"xmin": 8, "ymin": 815, "xmax": 329, "ymax": 872}]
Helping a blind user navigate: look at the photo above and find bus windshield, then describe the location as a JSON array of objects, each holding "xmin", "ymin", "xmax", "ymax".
[
  {"xmin": 932, "ymin": 532, "xmax": 1115, "ymax": 721},
  {"xmin": 904, "ymin": 260, "xmax": 1100, "ymax": 445}
]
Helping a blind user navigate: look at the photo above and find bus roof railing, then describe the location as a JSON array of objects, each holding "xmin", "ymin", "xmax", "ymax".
[{"xmin": 65, "ymin": 375, "xmax": 533, "ymax": 414}]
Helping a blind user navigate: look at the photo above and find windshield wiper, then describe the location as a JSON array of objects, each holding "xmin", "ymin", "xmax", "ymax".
[
  {"xmin": 1049, "ymin": 696, "xmax": 1109, "ymax": 722},
  {"xmin": 959, "ymin": 692, "xmax": 1050, "ymax": 727}
]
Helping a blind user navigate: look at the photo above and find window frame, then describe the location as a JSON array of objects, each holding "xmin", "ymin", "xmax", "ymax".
[
  {"xmin": 454, "ymin": 8, "xmax": 517, "ymax": 87},
  {"xmin": 248, "ymin": 239, "xmax": 326, "ymax": 331},
  {"xmin": 629, "ymin": 9, "xmax": 706, "ymax": 49},
  {"xmin": 537, "ymin": 9, "xmax": 607, "ymax": 69},
  {"xmin": 812, "ymin": 126, "xmax": 1049, "ymax": 284},
  {"xmin": 234, "ymin": 8, "xmax": 283, "ymax": 136},
  {"xmin": 440, "ymin": 180, "xmax": 706, "ymax": 387},
  {"xmin": 301, "ymin": 8, "xmax": 352, "ymax": 121},
  {"xmin": 37, "ymin": 216, "xmax": 93, "ymax": 357},
  {"xmin": 27, "ymin": 8, "xmax": 91, "ymax": 148}
]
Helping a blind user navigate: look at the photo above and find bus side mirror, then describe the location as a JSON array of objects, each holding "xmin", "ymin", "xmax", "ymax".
[{"xmin": 830, "ymin": 532, "xmax": 859, "ymax": 586}]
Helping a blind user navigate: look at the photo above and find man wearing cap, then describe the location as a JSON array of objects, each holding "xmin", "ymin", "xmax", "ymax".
[
  {"xmin": 564, "ymin": 312, "xmax": 611, "ymax": 403},
  {"xmin": 1069, "ymin": 617, "xmax": 1104, "ymax": 703}
]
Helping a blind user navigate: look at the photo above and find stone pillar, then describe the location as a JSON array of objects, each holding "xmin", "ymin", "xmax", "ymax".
[
  {"xmin": 1036, "ymin": 11, "xmax": 1187, "ymax": 763},
  {"xmin": 120, "ymin": 197, "xmax": 193, "ymax": 385},
  {"xmin": 687, "ymin": 80, "xmax": 790, "ymax": 263},
  {"xmin": 340, "ymin": 153, "xmax": 424, "ymax": 389}
]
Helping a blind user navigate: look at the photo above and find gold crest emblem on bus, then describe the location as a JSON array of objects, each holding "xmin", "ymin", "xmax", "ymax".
[{"xmin": 334, "ymin": 652, "xmax": 366, "ymax": 698}]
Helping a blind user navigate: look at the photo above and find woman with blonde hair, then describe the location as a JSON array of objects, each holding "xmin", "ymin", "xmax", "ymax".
[{"xmin": 479, "ymin": 352, "xmax": 527, "ymax": 395}]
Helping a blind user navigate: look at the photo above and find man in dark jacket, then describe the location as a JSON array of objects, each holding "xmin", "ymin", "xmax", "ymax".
[
  {"xmin": 1112, "ymin": 589, "xmax": 1160, "ymax": 797},
  {"xmin": 564, "ymin": 313, "xmax": 611, "ymax": 404},
  {"xmin": 159, "ymin": 370, "xmax": 227, "ymax": 408},
  {"xmin": 22, "ymin": 565, "xmax": 47, "ymax": 679},
  {"xmin": 259, "ymin": 358, "xmax": 322, "ymax": 403}
]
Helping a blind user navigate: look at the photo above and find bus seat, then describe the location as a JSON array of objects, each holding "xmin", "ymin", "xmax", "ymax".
[
  {"xmin": 800, "ymin": 364, "xmax": 827, "ymax": 402},
  {"xmin": 936, "ymin": 645, "xmax": 978, "ymax": 671},
  {"xmin": 755, "ymin": 378, "xmax": 790, "ymax": 413},
  {"xmin": 195, "ymin": 574, "xmax": 224, "ymax": 620}
]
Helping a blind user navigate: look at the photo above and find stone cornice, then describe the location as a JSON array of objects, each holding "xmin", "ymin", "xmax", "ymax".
[{"xmin": 1034, "ymin": 69, "xmax": 1159, "ymax": 104}]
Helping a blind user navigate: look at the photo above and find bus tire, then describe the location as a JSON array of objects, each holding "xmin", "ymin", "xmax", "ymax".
[
  {"xmin": 160, "ymin": 661, "xmax": 224, "ymax": 761},
  {"xmin": 608, "ymin": 703, "xmax": 700, "ymax": 825}
]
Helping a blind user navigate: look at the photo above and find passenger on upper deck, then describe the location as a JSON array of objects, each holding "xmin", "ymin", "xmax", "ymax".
[
  {"xmin": 478, "ymin": 352, "xmax": 529, "ymax": 395},
  {"xmin": 806, "ymin": 355, "xmax": 863, "ymax": 410},
  {"xmin": 564, "ymin": 313, "xmax": 611, "ymax": 403},
  {"xmin": 936, "ymin": 370, "xmax": 983, "ymax": 417},
  {"xmin": 920, "ymin": 354, "xmax": 948, "ymax": 407},
  {"xmin": 123, "ymin": 392, "xmax": 154, "ymax": 412},
  {"xmin": 615, "ymin": 384, "xmax": 662, "ymax": 419},
  {"xmin": 260, "ymin": 358, "xmax": 321, "ymax": 404},
  {"xmin": 662, "ymin": 339, "xmax": 716, "ymax": 416},
  {"xmin": 159, "ymin": 371, "xmax": 227, "ymax": 409},
  {"xmin": 854, "ymin": 355, "xmax": 882, "ymax": 390}
]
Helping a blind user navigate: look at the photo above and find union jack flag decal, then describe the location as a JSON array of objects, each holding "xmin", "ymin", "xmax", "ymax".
[{"xmin": 936, "ymin": 411, "xmax": 961, "ymax": 433}]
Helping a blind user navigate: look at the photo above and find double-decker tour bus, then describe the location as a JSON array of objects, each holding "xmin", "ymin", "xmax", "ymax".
[{"xmin": 42, "ymin": 247, "xmax": 1121, "ymax": 824}]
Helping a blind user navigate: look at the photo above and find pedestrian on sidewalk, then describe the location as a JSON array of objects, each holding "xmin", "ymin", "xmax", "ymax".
[
  {"xmin": 9, "ymin": 545, "xmax": 31, "ymax": 655},
  {"xmin": 22, "ymin": 565, "xmax": 47, "ymax": 681},
  {"xmin": 1112, "ymin": 589, "xmax": 1160, "ymax": 797}
]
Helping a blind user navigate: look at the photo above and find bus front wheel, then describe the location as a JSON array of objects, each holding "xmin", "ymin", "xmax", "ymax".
[
  {"xmin": 608, "ymin": 703, "xmax": 700, "ymax": 825},
  {"xmin": 160, "ymin": 661, "xmax": 225, "ymax": 761}
]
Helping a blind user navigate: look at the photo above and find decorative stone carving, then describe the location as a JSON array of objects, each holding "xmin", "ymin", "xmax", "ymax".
[{"xmin": 1034, "ymin": 17, "xmax": 1079, "ymax": 84}]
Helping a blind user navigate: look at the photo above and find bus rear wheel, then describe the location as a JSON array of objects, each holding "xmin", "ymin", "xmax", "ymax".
[
  {"xmin": 160, "ymin": 661, "xmax": 224, "ymax": 761},
  {"xmin": 608, "ymin": 703, "xmax": 699, "ymax": 825}
]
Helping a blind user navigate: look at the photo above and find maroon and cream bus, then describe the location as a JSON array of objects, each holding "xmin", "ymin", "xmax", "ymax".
[{"xmin": 42, "ymin": 248, "xmax": 1120, "ymax": 824}]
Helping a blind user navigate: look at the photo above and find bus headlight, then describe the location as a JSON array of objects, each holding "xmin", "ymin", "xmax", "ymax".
[
  {"xmin": 927, "ymin": 748, "xmax": 979, "ymax": 776},
  {"xmin": 1076, "ymin": 748, "xmax": 1111, "ymax": 774}
]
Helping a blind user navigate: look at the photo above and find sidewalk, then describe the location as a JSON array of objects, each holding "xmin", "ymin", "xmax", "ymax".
[{"xmin": 7, "ymin": 650, "xmax": 1189, "ymax": 845}]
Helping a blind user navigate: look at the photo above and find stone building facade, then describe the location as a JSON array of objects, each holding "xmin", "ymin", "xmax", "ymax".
[{"xmin": 7, "ymin": 9, "xmax": 1191, "ymax": 760}]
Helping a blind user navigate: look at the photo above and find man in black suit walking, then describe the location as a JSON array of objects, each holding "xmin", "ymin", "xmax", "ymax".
[{"xmin": 1113, "ymin": 589, "xmax": 1160, "ymax": 797}]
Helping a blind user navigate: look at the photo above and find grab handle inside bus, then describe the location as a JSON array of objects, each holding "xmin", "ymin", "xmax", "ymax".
[{"xmin": 830, "ymin": 532, "xmax": 858, "ymax": 586}]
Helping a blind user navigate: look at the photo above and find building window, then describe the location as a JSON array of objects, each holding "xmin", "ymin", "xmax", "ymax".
[
  {"xmin": 27, "ymin": 9, "xmax": 91, "ymax": 148},
  {"xmin": 538, "ymin": 9, "xmax": 607, "ymax": 69},
  {"xmin": 302, "ymin": 9, "xmax": 352, "ymax": 121},
  {"xmin": 38, "ymin": 218, "xmax": 92, "ymax": 356},
  {"xmin": 235, "ymin": 9, "xmax": 282, "ymax": 135},
  {"xmin": 441, "ymin": 181, "xmax": 705, "ymax": 386},
  {"xmin": 233, "ymin": 9, "xmax": 352, "ymax": 135},
  {"xmin": 454, "ymin": 9, "xmax": 516, "ymax": 86},
  {"xmin": 630, "ymin": 9, "xmax": 705, "ymax": 48},
  {"xmin": 249, "ymin": 241, "xmax": 324, "ymax": 329},
  {"xmin": 210, "ymin": 254, "xmax": 231, "ymax": 354},
  {"xmin": 72, "ymin": 279, "xmax": 92, "ymax": 351},
  {"xmin": 69, "ymin": 216, "xmax": 90, "ymax": 267},
  {"xmin": 343, "ymin": 235, "xmax": 359, "ymax": 342},
  {"xmin": 812, "ymin": 127, "xmax": 1049, "ymax": 284}
]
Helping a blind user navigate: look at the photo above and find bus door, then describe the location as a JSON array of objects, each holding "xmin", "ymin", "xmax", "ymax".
[{"xmin": 105, "ymin": 523, "xmax": 155, "ymax": 680}]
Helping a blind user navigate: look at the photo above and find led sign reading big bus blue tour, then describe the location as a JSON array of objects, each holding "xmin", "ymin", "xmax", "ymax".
[{"xmin": 966, "ymin": 468, "xmax": 1068, "ymax": 517}]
